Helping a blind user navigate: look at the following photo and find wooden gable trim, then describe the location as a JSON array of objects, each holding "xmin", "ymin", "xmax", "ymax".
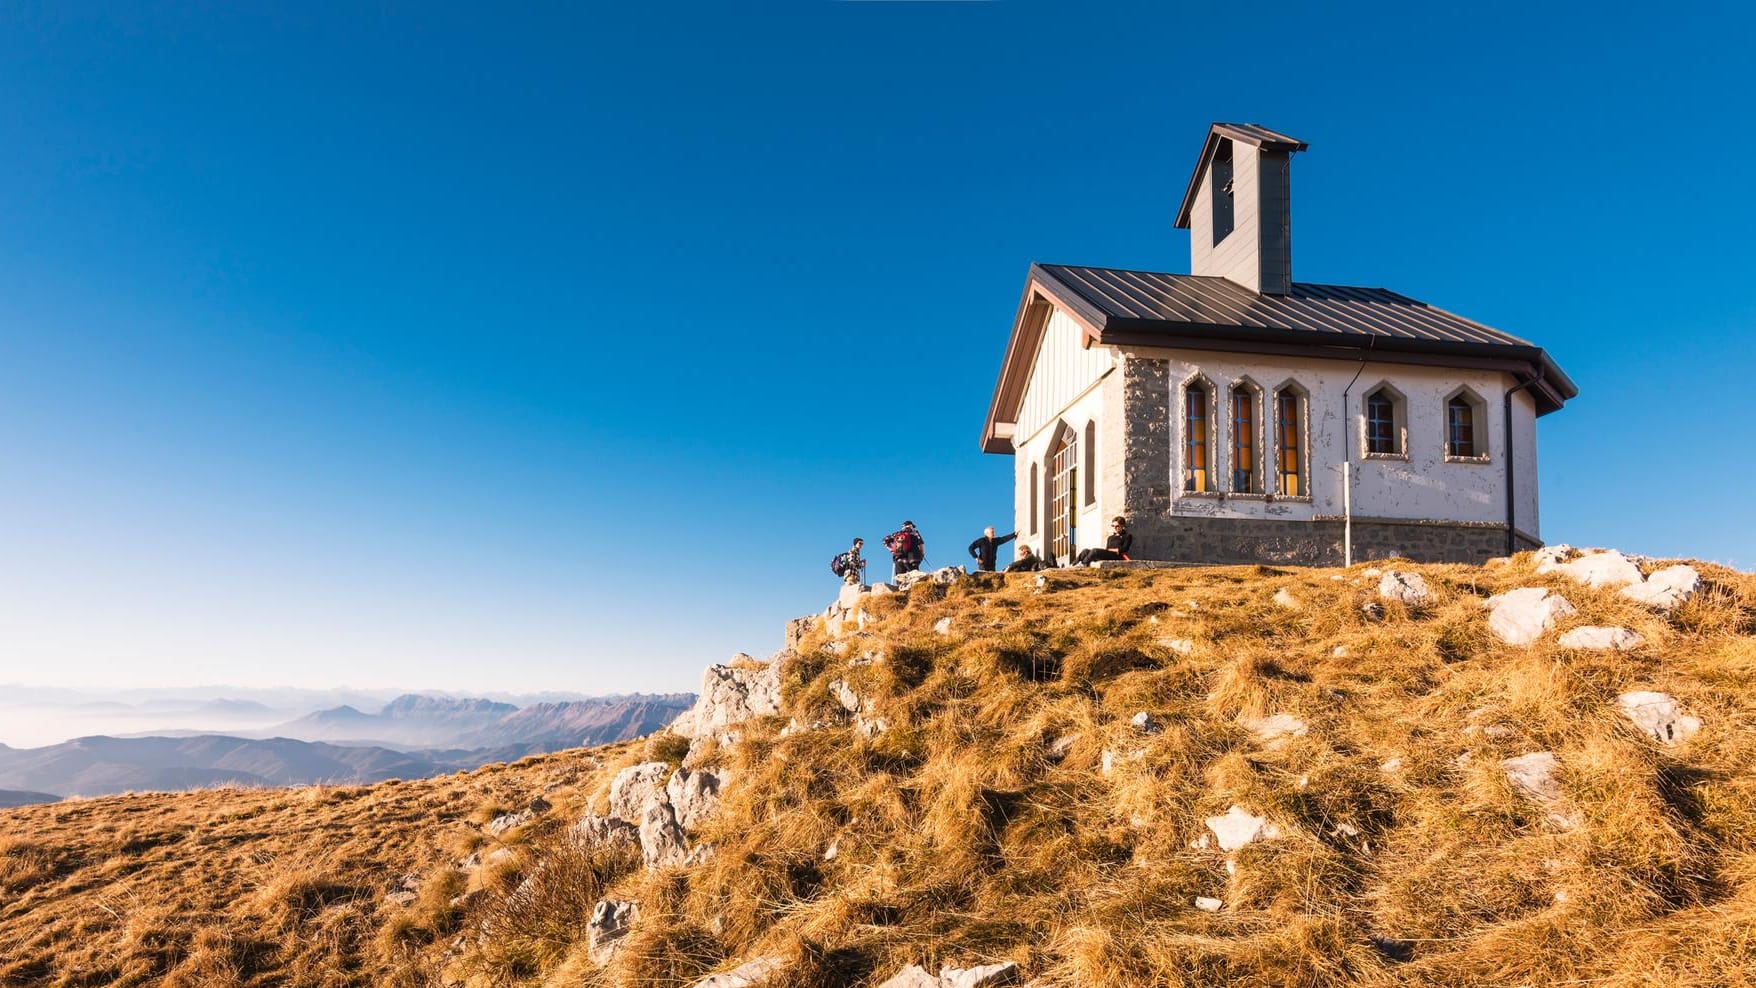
[{"xmin": 981, "ymin": 276, "xmax": 1108, "ymax": 454}]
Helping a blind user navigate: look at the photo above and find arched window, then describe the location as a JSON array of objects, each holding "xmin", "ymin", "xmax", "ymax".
[
  {"xmin": 1083, "ymin": 421, "xmax": 1097, "ymax": 505},
  {"xmin": 1445, "ymin": 388, "xmax": 1488, "ymax": 460},
  {"xmin": 1364, "ymin": 385, "xmax": 1406, "ymax": 456},
  {"xmin": 1048, "ymin": 425, "xmax": 1078, "ymax": 562},
  {"xmin": 1028, "ymin": 463, "xmax": 1038, "ymax": 535},
  {"xmin": 1273, "ymin": 385, "xmax": 1306, "ymax": 496},
  {"xmin": 1183, "ymin": 379, "xmax": 1213, "ymax": 492},
  {"xmin": 1230, "ymin": 383, "xmax": 1261, "ymax": 493}
]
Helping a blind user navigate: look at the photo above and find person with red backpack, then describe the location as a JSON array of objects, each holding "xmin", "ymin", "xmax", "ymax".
[
  {"xmin": 830, "ymin": 538, "xmax": 867, "ymax": 585},
  {"xmin": 882, "ymin": 521, "xmax": 925, "ymax": 579}
]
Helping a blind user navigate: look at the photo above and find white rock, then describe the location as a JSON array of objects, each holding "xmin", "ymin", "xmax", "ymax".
[
  {"xmin": 1205, "ymin": 805, "xmax": 1281, "ymax": 851},
  {"xmin": 588, "ymin": 899, "xmax": 639, "ymax": 964},
  {"xmin": 609, "ymin": 762, "xmax": 672, "ymax": 823},
  {"xmin": 1620, "ymin": 565, "xmax": 1700, "ymax": 612},
  {"xmin": 1241, "ymin": 713, "xmax": 1308, "ymax": 741},
  {"xmin": 1539, "ymin": 549, "xmax": 1644, "ymax": 589},
  {"xmin": 1558, "ymin": 626, "xmax": 1645, "ymax": 651},
  {"xmin": 933, "ymin": 616, "xmax": 955, "ymax": 636},
  {"xmin": 1484, "ymin": 587, "xmax": 1577, "ymax": 645},
  {"xmin": 1378, "ymin": 570, "xmax": 1432, "ymax": 605},
  {"xmin": 1045, "ymin": 734, "xmax": 1077, "ymax": 762},
  {"xmin": 1616, "ymin": 691, "xmax": 1703, "ymax": 744},
  {"xmin": 1332, "ymin": 645, "xmax": 1349, "ymax": 658},
  {"xmin": 1501, "ymin": 751, "xmax": 1576, "ymax": 827},
  {"xmin": 1379, "ymin": 756, "xmax": 1403, "ymax": 773},
  {"xmin": 665, "ymin": 768, "xmax": 724, "ymax": 832},
  {"xmin": 1158, "ymin": 637, "xmax": 1195, "ymax": 655},
  {"xmin": 829, "ymin": 678, "xmax": 864, "ymax": 714},
  {"xmin": 487, "ymin": 808, "xmax": 536, "ymax": 837},
  {"xmin": 855, "ymin": 714, "xmax": 891, "ymax": 738},
  {"xmin": 837, "ymin": 582, "xmax": 867, "ymax": 610},
  {"xmin": 1532, "ymin": 544, "xmax": 1576, "ymax": 566},
  {"xmin": 877, "ymin": 964, "xmax": 943, "ymax": 988},
  {"xmin": 570, "ymin": 813, "xmax": 640, "ymax": 852},
  {"xmin": 691, "ymin": 956, "xmax": 784, "ymax": 988},
  {"xmin": 669, "ymin": 659, "xmax": 784, "ymax": 740},
  {"xmin": 1194, "ymin": 896, "xmax": 1223, "ymax": 912},
  {"xmin": 942, "ymin": 963, "xmax": 1019, "ymax": 988},
  {"xmin": 1272, "ymin": 587, "xmax": 1301, "ymax": 610},
  {"xmin": 931, "ymin": 566, "xmax": 968, "ymax": 586},
  {"xmin": 640, "ymin": 799, "xmax": 691, "ymax": 870},
  {"xmin": 823, "ymin": 836, "xmax": 839, "ymax": 861},
  {"xmin": 867, "ymin": 582, "xmax": 895, "ymax": 597},
  {"xmin": 1130, "ymin": 711, "xmax": 1162, "ymax": 734},
  {"xmin": 1359, "ymin": 601, "xmax": 1386, "ymax": 622}
]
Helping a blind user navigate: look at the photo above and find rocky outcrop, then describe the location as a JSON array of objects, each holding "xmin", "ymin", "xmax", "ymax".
[
  {"xmin": 1621, "ymin": 565, "xmax": 1701, "ymax": 612},
  {"xmin": 570, "ymin": 812, "xmax": 640, "ymax": 853},
  {"xmin": 665, "ymin": 767, "xmax": 724, "ymax": 832},
  {"xmin": 878, "ymin": 962, "xmax": 1019, "ymax": 988},
  {"xmin": 640, "ymin": 799, "xmax": 691, "ymax": 870},
  {"xmin": 1616, "ymin": 691, "xmax": 1702, "ymax": 744},
  {"xmin": 1538, "ymin": 549, "xmax": 1644, "ymax": 589},
  {"xmin": 588, "ymin": 899, "xmax": 639, "ymax": 964},
  {"xmin": 1484, "ymin": 587, "xmax": 1577, "ymax": 645},
  {"xmin": 689, "ymin": 956, "xmax": 783, "ymax": 988},
  {"xmin": 1537, "ymin": 549, "xmax": 1701, "ymax": 613},
  {"xmin": 605, "ymin": 762, "xmax": 725, "ymax": 870},
  {"xmin": 668, "ymin": 658, "xmax": 784, "ymax": 742},
  {"xmin": 609, "ymin": 762, "xmax": 672, "ymax": 823},
  {"xmin": 1378, "ymin": 571, "xmax": 1432, "ymax": 606}
]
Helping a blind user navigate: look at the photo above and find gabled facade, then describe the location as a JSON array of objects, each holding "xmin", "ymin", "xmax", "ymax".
[{"xmin": 982, "ymin": 124, "xmax": 1577, "ymax": 566}]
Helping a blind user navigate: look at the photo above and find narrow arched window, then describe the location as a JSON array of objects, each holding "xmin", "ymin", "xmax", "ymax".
[
  {"xmin": 1275, "ymin": 388, "xmax": 1304, "ymax": 496},
  {"xmin": 1447, "ymin": 396, "xmax": 1477, "ymax": 458},
  {"xmin": 1366, "ymin": 388, "xmax": 1400, "ymax": 455},
  {"xmin": 1083, "ymin": 421, "xmax": 1097, "ymax": 505},
  {"xmin": 1184, "ymin": 382, "xmax": 1212, "ymax": 492},
  {"xmin": 1231, "ymin": 388, "xmax": 1257, "ymax": 492},
  {"xmin": 1029, "ymin": 463, "xmax": 1039, "ymax": 535}
]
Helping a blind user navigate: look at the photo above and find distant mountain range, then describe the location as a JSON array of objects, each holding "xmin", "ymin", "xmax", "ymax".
[
  {"xmin": 0, "ymin": 692, "xmax": 695, "ymax": 798},
  {"xmin": 0, "ymin": 788, "xmax": 60, "ymax": 808}
]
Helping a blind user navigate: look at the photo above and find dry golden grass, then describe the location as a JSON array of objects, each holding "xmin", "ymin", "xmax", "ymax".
[{"xmin": 3, "ymin": 553, "xmax": 1753, "ymax": 987}]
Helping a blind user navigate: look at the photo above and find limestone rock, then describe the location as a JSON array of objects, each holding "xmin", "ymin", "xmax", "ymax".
[
  {"xmin": 1539, "ymin": 549, "xmax": 1644, "ymax": 589},
  {"xmin": 1621, "ymin": 564, "xmax": 1700, "ymax": 612},
  {"xmin": 878, "ymin": 963, "xmax": 1019, "ymax": 988},
  {"xmin": 878, "ymin": 964, "xmax": 943, "ymax": 988},
  {"xmin": 1359, "ymin": 601, "xmax": 1386, "ymax": 622},
  {"xmin": 1501, "ymin": 751, "xmax": 1575, "ymax": 827},
  {"xmin": 896, "ymin": 569, "xmax": 935, "ymax": 590},
  {"xmin": 1616, "ymin": 691, "xmax": 1703, "ymax": 744},
  {"xmin": 1558, "ymin": 626, "xmax": 1644, "ymax": 651},
  {"xmin": 690, "ymin": 956, "xmax": 784, "ymax": 988},
  {"xmin": 486, "ymin": 809, "xmax": 536, "ymax": 837},
  {"xmin": 1378, "ymin": 570, "xmax": 1432, "ymax": 605},
  {"xmin": 1532, "ymin": 544, "xmax": 1576, "ymax": 567},
  {"xmin": 1272, "ymin": 587, "xmax": 1301, "ymax": 610},
  {"xmin": 829, "ymin": 679, "xmax": 864, "ymax": 714},
  {"xmin": 640, "ymin": 799, "xmax": 690, "ymax": 870},
  {"xmin": 932, "ymin": 565, "xmax": 968, "ymax": 586},
  {"xmin": 837, "ymin": 582, "xmax": 867, "ymax": 611},
  {"xmin": 1045, "ymin": 734, "xmax": 1077, "ymax": 762},
  {"xmin": 588, "ymin": 899, "xmax": 639, "ymax": 964},
  {"xmin": 1242, "ymin": 713, "xmax": 1308, "ymax": 741},
  {"xmin": 1130, "ymin": 711, "xmax": 1162, "ymax": 734},
  {"xmin": 665, "ymin": 768, "xmax": 724, "ymax": 832},
  {"xmin": 609, "ymin": 762, "xmax": 672, "ymax": 824},
  {"xmin": 1194, "ymin": 896, "xmax": 1222, "ymax": 912},
  {"xmin": 1157, "ymin": 637, "xmax": 1195, "ymax": 656},
  {"xmin": 570, "ymin": 813, "xmax": 640, "ymax": 852},
  {"xmin": 1484, "ymin": 587, "xmax": 1576, "ymax": 645},
  {"xmin": 669, "ymin": 659, "xmax": 784, "ymax": 740},
  {"xmin": 934, "ymin": 616, "xmax": 955, "ymax": 636},
  {"xmin": 385, "ymin": 890, "xmax": 417, "ymax": 907},
  {"xmin": 1205, "ymin": 805, "xmax": 1281, "ymax": 851},
  {"xmin": 784, "ymin": 615, "xmax": 817, "ymax": 649}
]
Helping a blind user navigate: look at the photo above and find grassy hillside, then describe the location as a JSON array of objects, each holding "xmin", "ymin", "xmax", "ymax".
[{"xmin": 2, "ymin": 553, "xmax": 1752, "ymax": 987}]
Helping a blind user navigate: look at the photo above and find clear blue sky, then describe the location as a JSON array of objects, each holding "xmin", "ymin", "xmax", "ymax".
[{"xmin": 2, "ymin": 2, "xmax": 1752, "ymax": 694}]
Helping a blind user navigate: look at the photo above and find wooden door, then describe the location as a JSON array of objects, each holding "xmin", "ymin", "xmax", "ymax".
[{"xmin": 1050, "ymin": 437, "xmax": 1077, "ymax": 562}]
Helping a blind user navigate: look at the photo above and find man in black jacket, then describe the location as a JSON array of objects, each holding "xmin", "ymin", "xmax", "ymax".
[{"xmin": 967, "ymin": 526, "xmax": 1017, "ymax": 572}]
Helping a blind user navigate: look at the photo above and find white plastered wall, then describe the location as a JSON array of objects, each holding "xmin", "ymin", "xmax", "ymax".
[
  {"xmin": 1009, "ymin": 306, "xmax": 1116, "ymax": 560},
  {"xmin": 1126, "ymin": 348, "xmax": 1540, "ymax": 536}
]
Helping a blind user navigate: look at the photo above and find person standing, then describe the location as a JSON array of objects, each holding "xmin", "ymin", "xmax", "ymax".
[
  {"xmin": 966, "ymin": 526, "xmax": 1017, "ymax": 572},
  {"xmin": 883, "ymin": 520, "xmax": 925, "ymax": 578},
  {"xmin": 831, "ymin": 538, "xmax": 867, "ymax": 585},
  {"xmin": 1075, "ymin": 516, "xmax": 1133, "ymax": 565}
]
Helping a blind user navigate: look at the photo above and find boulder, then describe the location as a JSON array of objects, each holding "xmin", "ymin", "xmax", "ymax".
[
  {"xmin": 1193, "ymin": 896, "xmax": 1222, "ymax": 912},
  {"xmin": 784, "ymin": 615, "xmax": 817, "ymax": 649},
  {"xmin": 878, "ymin": 963, "xmax": 1019, "ymax": 988},
  {"xmin": 932, "ymin": 566, "xmax": 968, "ymax": 586},
  {"xmin": 669, "ymin": 659, "xmax": 784, "ymax": 740},
  {"xmin": 1484, "ymin": 587, "xmax": 1577, "ymax": 646},
  {"xmin": 1378, "ymin": 570, "xmax": 1432, "ymax": 605},
  {"xmin": 690, "ymin": 956, "xmax": 784, "ymax": 988},
  {"xmin": 1616, "ymin": 691, "xmax": 1703, "ymax": 744},
  {"xmin": 665, "ymin": 768, "xmax": 724, "ymax": 833},
  {"xmin": 1205, "ymin": 805, "xmax": 1281, "ymax": 851},
  {"xmin": 1620, "ymin": 565, "xmax": 1700, "ymax": 612},
  {"xmin": 1532, "ymin": 544, "xmax": 1576, "ymax": 566},
  {"xmin": 570, "ymin": 813, "xmax": 640, "ymax": 852},
  {"xmin": 526, "ymin": 794, "xmax": 552, "ymax": 814},
  {"xmin": 1538, "ymin": 549, "xmax": 1644, "ymax": 589},
  {"xmin": 895, "ymin": 569, "xmax": 935, "ymax": 590},
  {"xmin": 609, "ymin": 762, "xmax": 672, "ymax": 823},
  {"xmin": 640, "ymin": 799, "xmax": 690, "ymax": 870},
  {"xmin": 838, "ymin": 582, "xmax": 867, "ymax": 611},
  {"xmin": 1557, "ymin": 626, "xmax": 1644, "ymax": 651},
  {"xmin": 588, "ymin": 899, "xmax": 639, "ymax": 964}
]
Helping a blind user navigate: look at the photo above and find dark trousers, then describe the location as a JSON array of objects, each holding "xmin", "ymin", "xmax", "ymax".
[
  {"xmin": 1076, "ymin": 548, "xmax": 1124, "ymax": 565},
  {"xmin": 893, "ymin": 554, "xmax": 923, "ymax": 577}
]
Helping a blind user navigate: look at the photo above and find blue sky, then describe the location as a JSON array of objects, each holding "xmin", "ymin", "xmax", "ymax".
[{"xmin": 1, "ymin": 2, "xmax": 1752, "ymax": 694}]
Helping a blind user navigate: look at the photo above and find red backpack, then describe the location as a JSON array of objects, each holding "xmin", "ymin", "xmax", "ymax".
[{"xmin": 884, "ymin": 528, "xmax": 920, "ymax": 556}]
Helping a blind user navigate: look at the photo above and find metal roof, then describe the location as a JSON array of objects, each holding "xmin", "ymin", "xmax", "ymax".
[
  {"xmin": 1175, "ymin": 122, "xmax": 1309, "ymax": 229},
  {"xmin": 978, "ymin": 263, "xmax": 1577, "ymax": 452}
]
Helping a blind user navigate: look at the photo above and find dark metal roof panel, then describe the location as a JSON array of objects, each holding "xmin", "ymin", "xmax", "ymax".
[{"xmin": 1035, "ymin": 263, "xmax": 1537, "ymax": 348}]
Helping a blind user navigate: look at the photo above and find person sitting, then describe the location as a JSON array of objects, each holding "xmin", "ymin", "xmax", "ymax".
[
  {"xmin": 1005, "ymin": 544, "xmax": 1053, "ymax": 572},
  {"xmin": 966, "ymin": 526, "xmax": 1017, "ymax": 573},
  {"xmin": 1075, "ymin": 516, "xmax": 1133, "ymax": 566}
]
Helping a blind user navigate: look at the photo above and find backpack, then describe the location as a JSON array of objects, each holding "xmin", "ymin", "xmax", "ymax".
[
  {"xmin": 884, "ymin": 528, "xmax": 920, "ymax": 557},
  {"xmin": 831, "ymin": 551, "xmax": 857, "ymax": 576}
]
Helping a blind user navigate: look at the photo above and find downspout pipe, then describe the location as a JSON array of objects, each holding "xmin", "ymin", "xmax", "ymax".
[{"xmin": 1503, "ymin": 368, "xmax": 1546, "ymax": 556}]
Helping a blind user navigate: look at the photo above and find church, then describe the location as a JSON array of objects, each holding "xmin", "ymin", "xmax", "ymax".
[{"xmin": 980, "ymin": 123, "xmax": 1576, "ymax": 567}]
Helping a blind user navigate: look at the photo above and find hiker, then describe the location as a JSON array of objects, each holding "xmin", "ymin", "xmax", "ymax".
[
  {"xmin": 830, "ymin": 538, "xmax": 867, "ymax": 585},
  {"xmin": 1075, "ymin": 516, "xmax": 1133, "ymax": 565},
  {"xmin": 1006, "ymin": 544, "xmax": 1053, "ymax": 572},
  {"xmin": 883, "ymin": 520, "xmax": 925, "ymax": 578},
  {"xmin": 966, "ymin": 526, "xmax": 1017, "ymax": 572}
]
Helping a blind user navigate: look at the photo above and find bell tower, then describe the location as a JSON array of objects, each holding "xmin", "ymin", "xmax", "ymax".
[{"xmin": 1174, "ymin": 123, "xmax": 1308, "ymax": 295}]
